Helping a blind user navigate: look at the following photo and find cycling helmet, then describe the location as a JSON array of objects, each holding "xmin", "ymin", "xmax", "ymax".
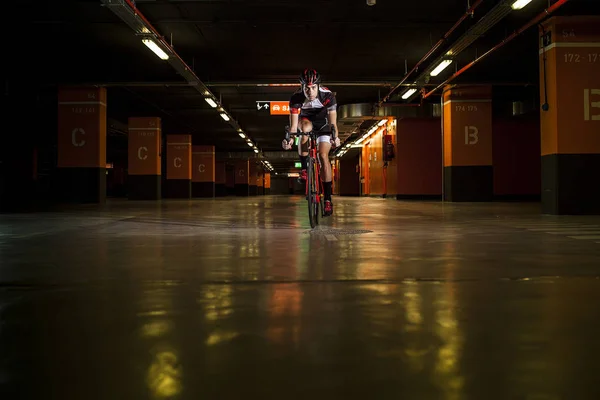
[{"xmin": 299, "ymin": 69, "xmax": 321, "ymax": 86}]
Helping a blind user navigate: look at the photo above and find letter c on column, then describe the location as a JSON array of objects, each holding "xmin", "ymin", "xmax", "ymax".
[
  {"xmin": 174, "ymin": 157, "xmax": 182, "ymax": 168},
  {"xmin": 71, "ymin": 128, "xmax": 86, "ymax": 147},
  {"xmin": 138, "ymin": 146, "xmax": 148, "ymax": 160}
]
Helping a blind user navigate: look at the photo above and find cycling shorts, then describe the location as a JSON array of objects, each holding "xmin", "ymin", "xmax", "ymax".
[{"xmin": 300, "ymin": 117, "xmax": 332, "ymax": 139}]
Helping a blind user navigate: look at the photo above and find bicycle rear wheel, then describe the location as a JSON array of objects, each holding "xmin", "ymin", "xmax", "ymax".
[{"xmin": 307, "ymin": 157, "xmax": 319, "ymax": 228}]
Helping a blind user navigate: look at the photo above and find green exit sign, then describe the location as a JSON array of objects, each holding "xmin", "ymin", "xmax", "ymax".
[{"xmin": 294, "ymin": 162, "xmax": 302, "ymax": 168}]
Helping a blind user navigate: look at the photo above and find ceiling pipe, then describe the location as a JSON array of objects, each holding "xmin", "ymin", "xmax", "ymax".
[
  {"xmin": 422, "ymin": 0, "xmax": 571, "ymax": 99},
  {"xmin": 379, "ymin": 0, "xmax": 485, "ymax": 105},
  {"xmin": 100, "ymin": 0, "xmax": 260, "ymax": 154}
]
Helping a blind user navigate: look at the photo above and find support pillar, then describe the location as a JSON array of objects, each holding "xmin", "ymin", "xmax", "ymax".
[
  {"xmin": 257, "ymin": 169, "xmax": 264, "ymax": 195},
  {"xmin": 234, "ymin": 160, "xmax": 249, "ymax": 196},
  {"xmin": 127, "ymin": 117, "xmax": 161, "ymax": 200},
  {"xmin": 56, "ymin": 86, "xmax": 107, "ymax": 203},
  {"xmin": 192, "ymin": 145, "xmax": 215, "ymax": 198},
  {"xmin": 264, "ymin": 172, "xmax": 271, "ymax": 195},
  {"xmin": 249, "ymin": 162, "xmax": 258, "ymax": 196},
  {"xmin": 226, "ymin": 163, "xmax": 236, "ymax": 196},
  {"xmin": 539, "ymin": 16, "xmax": 600, "ymax": 214},
  {"xmin": 442, "ymin": 85, "xmax": 493, "ymax": 201},
  {"xmin": 215, "ymin": 161, "xmax": 227, "ymax": 197},
  {"xmin": 165, "ymin": 135, "xmax": 192, "ymax": 198}
]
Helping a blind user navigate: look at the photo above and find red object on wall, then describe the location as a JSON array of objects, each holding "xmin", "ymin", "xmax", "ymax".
[{"xmin": 396, "ymin": 118, "xmax": 442, "ymax": 196}]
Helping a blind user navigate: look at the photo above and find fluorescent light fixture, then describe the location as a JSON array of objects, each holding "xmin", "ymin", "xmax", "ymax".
[
  {"xmin": 239, "ymin": 132, "xmax": 246, "ymax": 138},
  {"xmin": 378, "ymin": 119, "xmax": 387, "ymax": 126},
  {"xmin": 205, "ymin": 97, "xmax": 217, "ymax": 108},
  {"xmin": 512, "ymin": 0, "xmax": 532, "ymax": 9},
  {"xmin": 430, "ymin": 59, "xmax": 453, "ymax": 76},
  {"xmin": 247, "ymin": 142, "xmax": 253, "ymax": 146},
  {"xmin": 355, "ymin": 134, "xmax": 369, "ymax": 144},
  {"xmin": 142, "ymin": 39, "xmax": 169, "ymax": 60},
  {"xmin": 220, "ymin": 113, "xmax": 230, "ymax": 121},
  {"xmin": 351, "ymin": 144, "xmax": 364, "ymax": 148},
  {"xmin": 253, "ymin": 149, "xmax": 259, "ymax": 153},
  {"xmin": 402, "ymin": 88, "xmax": 417, "ymax": 99}
]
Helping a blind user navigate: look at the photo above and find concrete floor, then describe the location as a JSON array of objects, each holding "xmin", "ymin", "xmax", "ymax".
[{"xmin": 2, "ymin": 195, "xmax": 600, "ymax": 399}]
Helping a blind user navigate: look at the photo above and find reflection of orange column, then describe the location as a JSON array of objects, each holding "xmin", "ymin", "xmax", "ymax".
[
  {"xmin": 234, "ymin": 160, "xmax": 249, "ymax": 197},
  {"xmin": 128, "ymin": 117, "xmax": 162, "ymax": 200},
  {"xmin": 57, "ymin": 86, "xmax": 107, "ymax": 203},
  {"xmin": 192, "ymin": 145, "xmax": 215, "ymax": 198},
  {"xmin": 539, "ymin": 16, "xmax": 600, "ymax": 215},
  {"xmin": 166, "ymin": 135, "xmax": 192, "ymax": 198},
  {"xmin": 442, "ymin": 85, "xmax": 493, "ymax": 202},
  {"xmin": 264, "ymin": 173, "xmax": 271, "ymax": 195}
]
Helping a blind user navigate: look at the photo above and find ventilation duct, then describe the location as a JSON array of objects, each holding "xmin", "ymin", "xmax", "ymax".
[{"xmin": 338, "ymin": 103, "xmax": 440, "ymax": 121}]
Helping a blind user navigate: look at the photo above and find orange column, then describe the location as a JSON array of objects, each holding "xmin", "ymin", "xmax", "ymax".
[
  {"xmin": 215, "ymin": 161, "xmax": 226, "ymax": 197},
  {"xmin": 234, "ymin": 160, "xmax": 249, "ymax": 196},
  {"xmin": 361, "ymin": 142, "xmax": 370, "ymax": 196},
  {"xmin": 57, "ymin": 86, "xmax": 107, "ymax": 203},
  {"xmin": 539, "ymin": 16, "xmax": 600, "ymax": 214},
  {"xmin": 442, "ymin": 85, "xmax": 493, "ymax": 201},
  {"xmin": 128, "ymin": 117, "xmax": 161, "ymax": 200},
  {"xmin": 257, "ymin": 168, "xmax": 264, "ymax": 195},
  {"xmin": 264, "ymin": 173, "xmax": 271, "ymax": 195},
  {"xmin": 166, "ymin": 134, "xmax": 192, "ymax": 198},
  {"xmin": 192, "ymin": 145, "xmax": 215, "ymax": 198}
]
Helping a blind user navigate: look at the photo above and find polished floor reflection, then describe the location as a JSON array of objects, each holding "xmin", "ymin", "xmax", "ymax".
[{"xmin": 2, "ymin": 196, "xmax": 600, "ymax": 399}]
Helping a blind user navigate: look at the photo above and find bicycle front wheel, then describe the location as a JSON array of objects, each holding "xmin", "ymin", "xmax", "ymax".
[{"xmin": 307, "ymin": 157, "xmax": 319, "ymax": 228}]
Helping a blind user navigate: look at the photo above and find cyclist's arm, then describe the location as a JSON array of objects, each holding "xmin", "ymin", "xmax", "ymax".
[
  {"xmin": 326, "ymin": 93, "xmax": 338, "ymax": 138},
  {"xmin": 289, "ymin": 111, "xmax": 299, "ymax": 135},
  {"xmin": 289, "ymin": 94, "xmax": 302, "ymax": 136},
  {"xmin": 328, "ymin": 109, "xmax": 338, "ymax": 138}
]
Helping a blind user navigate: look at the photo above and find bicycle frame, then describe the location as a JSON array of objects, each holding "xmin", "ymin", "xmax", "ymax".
[{"xmin": 285, "ymin": 125, "xmax": 336, "ymax": 228}]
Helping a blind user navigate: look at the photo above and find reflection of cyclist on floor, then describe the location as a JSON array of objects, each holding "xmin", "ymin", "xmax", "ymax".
[{"xmin": 282, "ymin": 69, "xmax": 340, "ymax": 216}]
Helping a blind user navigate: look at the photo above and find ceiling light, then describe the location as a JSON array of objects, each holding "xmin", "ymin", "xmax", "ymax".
[
  {"xmin": 247, "ymin": 142, "xmax": 253, "ymax": 147},
  {"xmin": 253, "ymin": 149, "xmax": 259, "ymax": 153},
  {"xmin": 142, "ymin": 39, "xmax": 169, "ymax": 60},
  {"xmin": 430, "ymin": 59, "xmax": 453, "ymax": 76},
  {"xmin": 239, "ymin": 132, "xmax": 246, "ymax": 138},
  {"xmin": 205, "ymin": 97, "xmax": 217, "ymax": 108},
  {"xmin": 220, "ymin": 113, "xmax": 230, "ymax": 121},
  {"xmin": 511, "ymin": 0, "xmax": 533, "ymax": 10},
  {"xmin": 378, "ymin": 119, "xmax": 387, "ymax": 126},
  {"xmin": 402, "ymin": 88, "xmax": 417, "ymax": 99}
]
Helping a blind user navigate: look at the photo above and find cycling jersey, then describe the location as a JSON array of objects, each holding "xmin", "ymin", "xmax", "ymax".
[{"xmin": 289, "ymin": 86, "xmax": 337, "ymax": 122}]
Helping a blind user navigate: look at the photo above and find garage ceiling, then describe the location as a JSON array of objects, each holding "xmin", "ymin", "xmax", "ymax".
[{"xmin": 7, "ymin": 0, "xmax": 599, "ymax": 172}]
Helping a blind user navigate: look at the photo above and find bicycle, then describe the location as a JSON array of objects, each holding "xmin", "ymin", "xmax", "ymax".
[{"xmin": 285, "ymin": 124, "xmax": 337, "ymax": 229}]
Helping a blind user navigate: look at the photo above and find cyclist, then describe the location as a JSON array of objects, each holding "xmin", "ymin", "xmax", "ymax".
[{"xmin": 282, "ymin": 69, "xmax": 340, "ymax": 216}]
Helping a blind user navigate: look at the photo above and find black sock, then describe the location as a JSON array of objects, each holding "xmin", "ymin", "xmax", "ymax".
[
  {"xmin": 300, "ymin": 155, "xmax": 308, "ymax": 170},
  {"xmin": 324, "ymin": 181, "xmax": 332, "ymax": 202}
]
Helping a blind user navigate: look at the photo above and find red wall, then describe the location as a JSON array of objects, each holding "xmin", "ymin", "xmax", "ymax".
[
  {"xmin": 396, "ymin": 118, "xmax": 442, "ymax": 196},
  {"xmin": 492, "ymin": 116, "xmax": 541, "ymax": 196},
  {"xmin": 339, "ymin": 156, "xmax": 360, "ymax": 196}
]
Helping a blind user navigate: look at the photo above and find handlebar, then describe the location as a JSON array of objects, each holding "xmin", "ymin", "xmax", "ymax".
[{"xmin": 285, "ymin": 125, "xmax": 336, "ymax": 140}]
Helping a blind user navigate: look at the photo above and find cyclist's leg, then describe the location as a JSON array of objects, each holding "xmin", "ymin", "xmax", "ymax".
[
  {"xmin": 317, "ymin": 133, "xmax": 334, "ymax": 215},
  {"xmin": 297, "ymin": 118, "xmax": 312, "ymax": 181}
]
